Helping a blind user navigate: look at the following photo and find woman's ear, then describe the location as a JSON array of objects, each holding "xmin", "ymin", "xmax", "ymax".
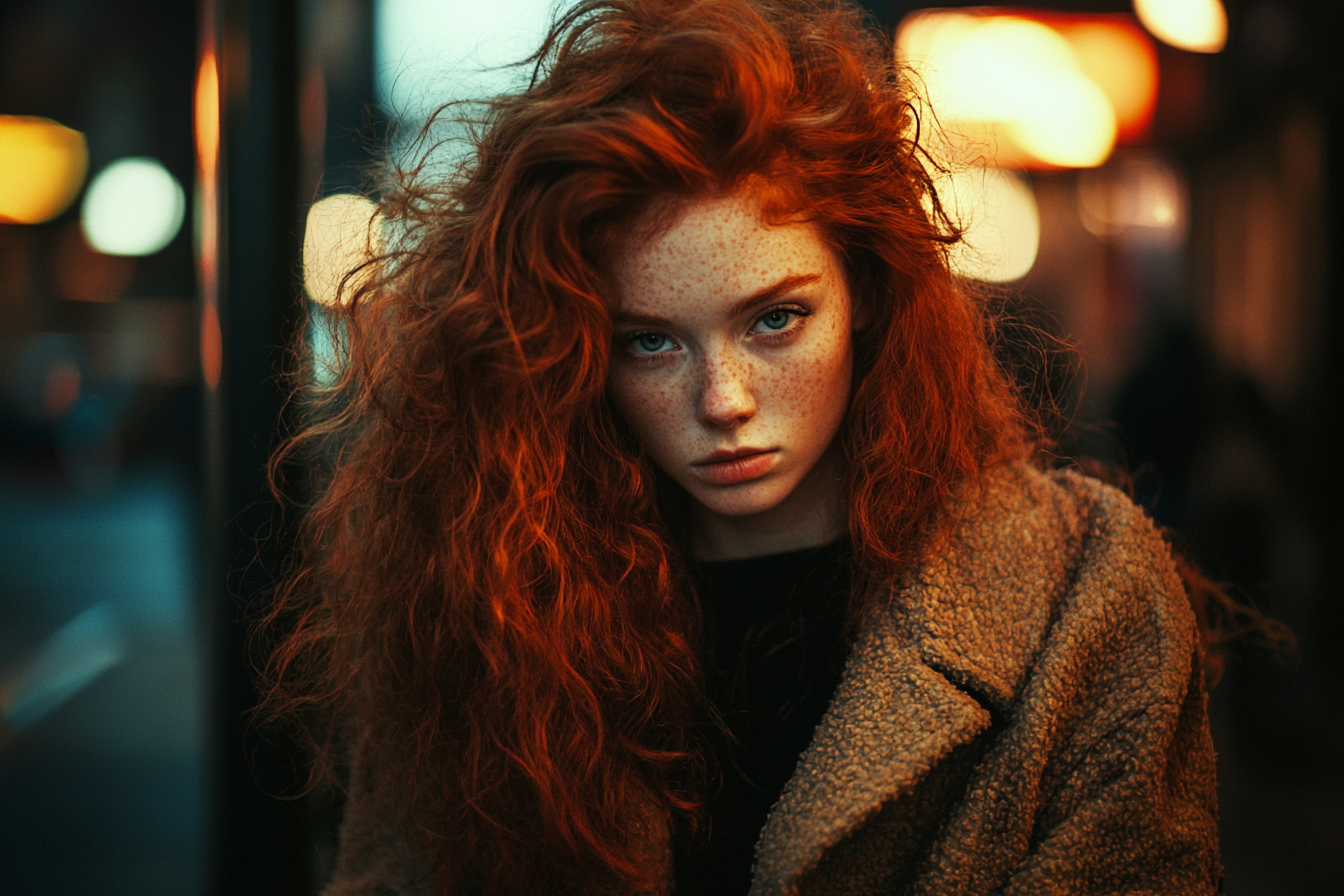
[
  {"xmin": 837, "ymin": 253, "xmax": 871, "ymax": 332},
  {"xmin": 851, "ymin": 291, "xmax": 871, "ymax": 331}
]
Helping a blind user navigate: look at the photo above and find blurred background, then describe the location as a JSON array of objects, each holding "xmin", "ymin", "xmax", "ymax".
[{"xmin": 0, "ymin": 0, "xmax": 1339, "ymax": 893}]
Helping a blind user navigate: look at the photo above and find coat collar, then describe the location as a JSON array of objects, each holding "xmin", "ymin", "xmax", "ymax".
[{"xmin": 750, "ymin": 463, "xmax": 1090, "ymax": 894}]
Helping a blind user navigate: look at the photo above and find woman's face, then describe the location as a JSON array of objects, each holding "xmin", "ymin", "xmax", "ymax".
[{"xmin": 607, "ymin": 191, "xmax": 854, "ymax": 524}]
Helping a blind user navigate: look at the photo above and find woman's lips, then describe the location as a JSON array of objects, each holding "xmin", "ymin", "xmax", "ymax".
[{"xmin": 691, "ymin": 449, "xmax": 778, "ymax": 485}]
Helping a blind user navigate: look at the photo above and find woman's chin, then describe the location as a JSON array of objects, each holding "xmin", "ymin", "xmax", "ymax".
[{"xmin": 685, "ymin": 478, "xmax": 792, "ymax": 520}]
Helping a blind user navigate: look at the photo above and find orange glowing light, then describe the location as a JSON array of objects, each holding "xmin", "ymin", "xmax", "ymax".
[
  {"xmin": 201, "ymin": 298, "xmax": 222, "ymax": 391},
  {"xmin": 1058, "ymin": 20, "xmax": 1158, "ymax": 144},
  {"xmin": 194, "ymin": 51, "xmax": 220, "ymax": 184},
  {"xmin": 197, "ymin": 178, "xmax": 218, "ymax": 286},
  {"xmin": 1134, "ymin": 0, "xmax": 1227, "ymax": 54},
  {"xmin": 897, "ymin": 9, "xmax": 1158, "ymax": 169},
  {"xmin": 0, "ymin": 116, "xmax": 89, "ymax": 224},
  {"xmin": 195, "ymin": 43, "xmax": 222, "ymax": 392}
]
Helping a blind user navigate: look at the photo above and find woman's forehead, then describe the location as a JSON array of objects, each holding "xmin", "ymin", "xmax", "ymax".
[{"xmin": 611, "ymin": 192, "xmax": 839, "ymax": 318}]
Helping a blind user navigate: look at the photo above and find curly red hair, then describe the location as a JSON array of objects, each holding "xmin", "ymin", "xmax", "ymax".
[{"xmin": 263, "ymin": 1, "xmax": 1025, "ymax": 893}]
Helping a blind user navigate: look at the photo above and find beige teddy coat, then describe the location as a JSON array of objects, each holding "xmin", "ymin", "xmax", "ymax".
[{"xmin": 325, "ymin": 463, "xmax": 1222, "ymax": 895}]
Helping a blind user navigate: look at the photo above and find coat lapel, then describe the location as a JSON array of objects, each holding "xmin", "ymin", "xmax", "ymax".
[
  {"xmin": 749, "ymin": 604, "xmax": 991, "ymax": 894},
  {"xmin": 902, "ymin": 464, "xmax": 1089, "ymax": 714},
  {"xmin": 749, "ymin": 464, "xmax": 1090, "ymax": 894}
]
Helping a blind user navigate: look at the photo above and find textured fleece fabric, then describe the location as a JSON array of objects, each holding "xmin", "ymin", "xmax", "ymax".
[{"xmin": 324, "ymin": 463, "xmax": 1222, "ymax": 895}]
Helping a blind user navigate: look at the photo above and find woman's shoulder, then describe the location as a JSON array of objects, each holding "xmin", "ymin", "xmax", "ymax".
[
  {"xmin": 957, "ymin": 459, "xmax": 1179, "ymax": 566},
  {"xmin": 759, "ymin": 463, "xmax": 1219, "ymax": 894},
  {"xmin": 894, "ymin": 460, "xmax": 1196, "ymax": 714},
  {"xmin": 1006, "ymin": 461, "xmax": 1193, "ymax": 642},
  {"xmin": 948, "ymin": 459, "xmax": 1190, "ymax": 626}
]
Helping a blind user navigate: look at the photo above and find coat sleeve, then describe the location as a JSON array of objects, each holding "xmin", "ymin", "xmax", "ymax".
[
  {"xmin": 998, "ymin": 490, "xmax": 1223, "ymax": 895},
  {"xmin": 322, "ymin": 731, "xmax": 436, "ymax": 896}
]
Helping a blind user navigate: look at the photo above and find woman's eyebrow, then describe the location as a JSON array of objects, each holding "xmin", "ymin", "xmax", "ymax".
[
  {"xmin": 726, "ymin": 272, "xmax": 821, "ymax": 318},
  {"xmin": 613, "ymin": 273, "xmax": 822, "ymax": 328},
  {"xmin": 613, "ymin": 309, "xmax": 675, "ymax": 328}
]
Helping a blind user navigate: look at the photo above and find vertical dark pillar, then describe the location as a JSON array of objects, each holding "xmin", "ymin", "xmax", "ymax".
[
  {"xmin": 1316, "ymin": 11, "xmax": 1344, "ymax": 749},
  {"xmin": 206, "ymin": 0, "xmax": 310, "ymax": 893},
  {"xmin": 318, "ymin": 0, "xmax": 379, "ymax": 196}
]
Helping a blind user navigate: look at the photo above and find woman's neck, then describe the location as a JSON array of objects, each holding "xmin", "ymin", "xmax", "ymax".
[{"xmin": 689, "ymin": 445, "xmax": 847, "ymax": 561}]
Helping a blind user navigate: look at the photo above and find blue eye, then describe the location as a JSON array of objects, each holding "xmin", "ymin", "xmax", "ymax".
[
  {"xmin": 634, "ymin": 332, "xmax": 672, "ymax": 353},
  {"xmin": 759, "ymin": 310, "xmax": 792, "ymax": 331}
]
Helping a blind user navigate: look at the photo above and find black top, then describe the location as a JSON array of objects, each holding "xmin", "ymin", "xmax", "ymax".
[{"xmin": 673, "ymin": 539, "xmax": 852, "ymax": 895}]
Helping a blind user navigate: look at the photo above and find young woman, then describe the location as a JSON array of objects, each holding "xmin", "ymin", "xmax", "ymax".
[{"xmin": 265, "ymin": 1, "xmax": 1222, "ymax": 893}]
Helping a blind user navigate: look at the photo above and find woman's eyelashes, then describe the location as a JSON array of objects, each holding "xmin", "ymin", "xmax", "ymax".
[
  {"xmin": 622, "ymin": 330, "xmax": 680, "ymax": 360},
  {"xmin": 751, "ymin": 304, "xmax": 810, "ymax": 340},
  {"xmin": 617, "ymin": 304, "xmax": 813, "ymax": 361}
]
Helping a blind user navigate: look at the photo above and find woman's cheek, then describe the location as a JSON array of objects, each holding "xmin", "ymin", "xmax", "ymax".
[
  {"xmin": 772, "ymin": 345, "xmax": 844, "ymax": 423},
  {"xmin": 609, "ymin": 373, "xmax": 644, "ymax": 429},
  {"xmin": 611, "ymin": 373, "xmax": 680, "ymax": 454}
]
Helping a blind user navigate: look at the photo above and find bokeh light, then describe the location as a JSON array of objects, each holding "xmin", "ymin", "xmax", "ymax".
[
  {"xmin": 1060, "ymin": 20, "xmax": 1159, "ymax": 144},
  {"xmin": 303, "ymin": 193, "xmax": 383, "ymax": 307},
  {"xmin": 194, "ymin": 50, "xmax": 220, "ymax": 185},
  {"xmin": 898, "ymin": 11, "xmax": 1158, "ymax": 169},
  {"xmin": 936, "ymin": 167, "xmax": 1040, "ymax": 283},
  {"xmin": 1077, "ymin": 153, "xmax": 1188, "ymax": 245},
  {"xmin": 0, "ymin": 116, "xmax": 89, "ymax": 224},
  {"xmin": 195, "ymin": 46, "xmax": 222, "ymax": 393},
  {"xmin": 1134, "ymin": 0, "xmax": 1227, "ymax": 54},
  {"xmin": 80, "ymin": 158, "xmax": 186, "ymax": 256}
]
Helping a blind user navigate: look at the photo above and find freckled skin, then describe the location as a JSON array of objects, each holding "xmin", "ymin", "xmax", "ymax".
[{"xmin": 607, "ymin": 192, "xmax": 855, "ymax": 560}]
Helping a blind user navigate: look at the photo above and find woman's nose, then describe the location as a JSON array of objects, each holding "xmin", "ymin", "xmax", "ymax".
[{"xmin": 696, "ymin": 347, "xmax": 756, "ymax": 429}]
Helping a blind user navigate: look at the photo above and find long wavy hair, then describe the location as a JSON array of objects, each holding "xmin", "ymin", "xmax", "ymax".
[{"xmin": 262, "ymin": 1, "xmax": 1027, "ymax": 893}]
